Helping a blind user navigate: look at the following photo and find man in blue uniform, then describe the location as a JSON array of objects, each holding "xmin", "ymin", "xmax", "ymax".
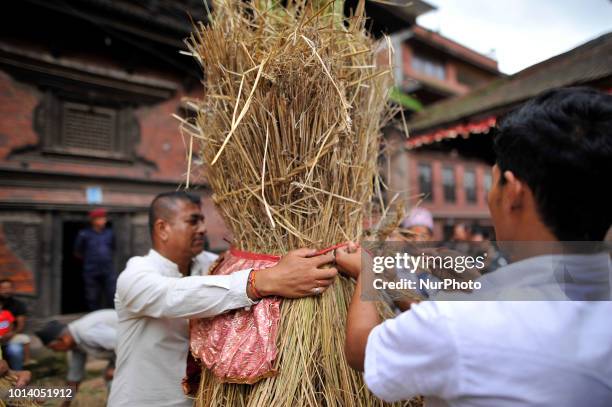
[{"xmin": 74, "ymin": 208, "xmax": 116, "ymax": 310}]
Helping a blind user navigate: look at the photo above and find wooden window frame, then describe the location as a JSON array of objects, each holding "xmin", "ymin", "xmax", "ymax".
[
  {"xmin": 442, "ymin": 166, "xmax": 456, "ymax": 203},
  {"xmin": 464, "ymin": 168, "xmax": 477, "ymax": 204},
  {"xmin": 39, "ymin": 92, "xmax": 137, "ymax": 162},
  {"xmin": 418, "ymin": 162, "xmax": 434, "ymax": 202}
]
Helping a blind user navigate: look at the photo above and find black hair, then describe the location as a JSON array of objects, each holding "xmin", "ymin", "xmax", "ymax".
[
  {"xmin": 0, "ymin": 279, "xmax": 13, "ymax": 286},
  {"xmin": 494, "ymin": 87, "xmax": 612, "ymax": 241},
  {"xmin": 148, "ymin": 191, "xmax": 202, "ymax": 236},
  {"xmin": 35, "ymin": 320, "xmax": 67, "ymax": 345}
]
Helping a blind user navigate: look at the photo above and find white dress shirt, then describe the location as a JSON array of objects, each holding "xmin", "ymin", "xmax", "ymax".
[
  {"xmin": 364, "ymin": 253, "xmax": 612, "ymax": 407},
  {"xmin": 108, "ymin": 249, "xmax": 255, "ymax": 407}
]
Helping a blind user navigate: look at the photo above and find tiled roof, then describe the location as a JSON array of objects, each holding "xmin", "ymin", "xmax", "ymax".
[{"xmin": 409, "ymin": 32, "xmax": 612, "ymax": 134}]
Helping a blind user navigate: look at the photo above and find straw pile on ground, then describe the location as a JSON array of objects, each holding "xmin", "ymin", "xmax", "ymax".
[
  {"xmin": 181, "ymin": 0, "xmax": 418, "ymax": 405},
  {"xmin": 0, "ymin": 377, "xmax": 38, "ymax": 407}
]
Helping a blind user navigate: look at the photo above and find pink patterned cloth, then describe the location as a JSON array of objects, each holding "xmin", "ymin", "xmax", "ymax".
[{"xmin": 189, "ymin": 248, "xmax": 282, "ymax": 384}]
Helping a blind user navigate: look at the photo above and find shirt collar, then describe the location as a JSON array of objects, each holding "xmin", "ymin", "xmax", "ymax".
[
  {"xmin": 148, "ymin": 249, "xmax": 182, "ymax": 277},
  {"xmin": 434, "ymin": 252, "xmax": 611, "ymax": 301},
  {"xmin": 191, "ymin": 253, "xmax": 211, "ymax": 275},
  {"xmin": 481, "ymin": 252, "xmax": 610, "ymax": 283},
  {"xmin": 478, "ymin": 252, "xmax": 611, "ymax": 299},
  {"xmin": 147, "ymin": 249, "xmax": 213, "ymax": 277}
]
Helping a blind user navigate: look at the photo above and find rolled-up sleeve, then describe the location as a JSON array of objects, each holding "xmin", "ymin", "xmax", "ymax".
[
  {"xmin": 117, "ymin": 267, "xmax": 256, "ymax": 319},
  {"xmin": 364, "ymin": 302, "xmax": 460, "ymax": 402}
]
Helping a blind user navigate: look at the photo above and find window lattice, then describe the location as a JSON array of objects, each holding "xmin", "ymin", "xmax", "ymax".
[{"xmin": 62, "ymin": 103, "xmax": 115, "ymax": 151}]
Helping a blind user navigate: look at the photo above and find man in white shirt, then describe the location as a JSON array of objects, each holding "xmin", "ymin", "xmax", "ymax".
[
  {"xmin": 36, "ymin": 309, "xmax": 117, "ymax": 404},
  {"xmin": 337, "ymin": 87, "xmax": 612, "ymax": 406},
  {"xmin": 108, "ymin": 191, "xmax": 336, "ymax": 407}
]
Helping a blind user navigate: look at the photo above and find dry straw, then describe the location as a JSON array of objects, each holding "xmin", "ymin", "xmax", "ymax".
[
  {"xmin": 0, "ymin": 377, "xmax": 38, "ymax": 407},
  {"xmin": 181, "ymin": 0, "xmax": 419, "ymax": 405}
]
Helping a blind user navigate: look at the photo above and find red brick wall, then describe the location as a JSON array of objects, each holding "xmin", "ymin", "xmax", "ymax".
[
  {"xmin": 0, "ymin": 69, "xmax": 203, "ymax": 184},
  {"xmin": 135, "ymin": 88, "xmax": 203, "ymax": 183},
  {"xmin": 0, "ymin": 224, "xmax": 35, "ymax": 294},
  {"xmin": 0, "ymin": 71, "xmax": 40, "ymax": 160},
  {"xmin": 401, "ymin": 43, "xmax": 471, "ymax": 96},
  {"xmin": 407, "ymin": 150, "xmax": 492, "ymax": 239},
  {"xmin": 0, "ymin": 66, "xmax": 233, "ymax": 256},
  {"xmin": 408, "ymin": 150, "xmax": 491, "ymax": 213}
]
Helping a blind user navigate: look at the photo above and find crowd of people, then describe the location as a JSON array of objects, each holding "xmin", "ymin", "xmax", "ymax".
[
  {"xmin": 0, "ymin": 87, "xmax": 610, "ymax": 406},
  {"xmin": 389, "ymin": 207, "xmax": 508, "ymax": 276}
]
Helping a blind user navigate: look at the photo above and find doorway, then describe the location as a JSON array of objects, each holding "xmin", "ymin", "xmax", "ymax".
[
  {"xmin": 60, "ymin": 219, "xmax": 115, "ymax": 313},
  {"xmin": 61, "ymin": 220, "xmax": 88, "ymax": 313}
]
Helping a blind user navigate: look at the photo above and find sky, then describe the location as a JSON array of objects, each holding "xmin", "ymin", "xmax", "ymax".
[{"xmin": 417, "ymin": 0, "xmax": 612, "ymax": 74}]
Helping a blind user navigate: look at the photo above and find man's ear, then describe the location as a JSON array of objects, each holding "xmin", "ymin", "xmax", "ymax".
[
  {"xmin": 62, "ymin": 334, "xmax": 75, "ymax": 349},
  {"xmin": 154, "ymin": 219, "xmax": 170, "ymax": 242},
  {"xmin": 502, "ymin": 170, "xmax": 525, "ymax": 212}
]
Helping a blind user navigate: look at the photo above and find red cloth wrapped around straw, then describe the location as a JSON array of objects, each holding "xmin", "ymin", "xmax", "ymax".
[{"xmin": 188, "ymin": 248, "xmax": 282, "ymax": 385}]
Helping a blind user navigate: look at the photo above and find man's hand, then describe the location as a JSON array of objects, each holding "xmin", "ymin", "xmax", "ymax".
[
  {"xmin": 335, "ymin": 242, "xmax": 362, "ymax": 280},
  {"xmin": 1, "ymin": 360, "xmax": 31, "ymax": 387},
  {"xmin": 104, "ymin": 366, "xmax": 115, "ymax": 381},
  {"xmin": 255, "ymin": 248, "xmax": 337, "ymax": 298}
]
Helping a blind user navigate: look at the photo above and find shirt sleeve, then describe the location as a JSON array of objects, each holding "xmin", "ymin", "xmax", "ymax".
[
  {"xmin": 79, "ymin": 324, "xmax": 116, "ymax": 352},
  {"xmin": 116, "ymin": 267, "xmax": 257, "ymax": 319},
  {"xmin": 66, "ymin": 349, "xmax": 87, "ymax": 383},
  {"xmin": 364, "ymin": 302, "xmax": 460, "ymax": 402}
]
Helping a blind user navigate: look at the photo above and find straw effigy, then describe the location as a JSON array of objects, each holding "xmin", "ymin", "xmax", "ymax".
[{"xmin": 180, "ymin": 0, "xmax": 421, "ymax": 405}]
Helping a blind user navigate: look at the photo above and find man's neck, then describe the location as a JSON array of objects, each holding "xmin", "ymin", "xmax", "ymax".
[
  {"xmin": 506, "ymin": 225, "xmax": 561, "ymax": 262},
  {"xmin": 176, "ymin": 259, "xmax": 191, "ymax": 276},
  {"xmin": 515, "ymin": 228, "xmax": 558, "ymax": 242},
  {"xmin": 154, "ymin": 247, "xmax": 192, "ymax": 276}
]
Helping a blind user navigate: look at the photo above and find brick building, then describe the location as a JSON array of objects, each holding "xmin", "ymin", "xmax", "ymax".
[
  {"xmin": 405, "ymin": 32, "xmax": 612, "ymax": 239},
  {"xmin": 381, "ymin": 21, "xmax": 503, "ymax": 239},
  {"xmin": 0, "ymin": 0, "xmax": 227, "ymax": 316},
  {"xmin": 0, "ymin": 0, "xmax": 428, "ymax": 316},
  {"xmin": 390, "ymin": 25, "xmax": 502, "ymax": 107}
]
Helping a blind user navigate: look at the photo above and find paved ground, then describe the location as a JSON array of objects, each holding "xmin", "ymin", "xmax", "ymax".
[{"xmin": 23, "ymin": 347, "xmax": 107, "ymax": 407}]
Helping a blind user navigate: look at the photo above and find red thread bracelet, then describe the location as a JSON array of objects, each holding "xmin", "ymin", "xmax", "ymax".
[{"xmin": 248, "ymin": 269, "xmax": 263, "ymax": 300}]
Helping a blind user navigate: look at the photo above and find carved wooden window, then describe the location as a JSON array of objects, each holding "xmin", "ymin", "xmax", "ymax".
[
  {"xmin": 38, "ymin": 93, "xmax": 138, "ymax": 161},
  {"xmin": 62, "ymin": 102, "xmax": 116, "ymax": 152}
]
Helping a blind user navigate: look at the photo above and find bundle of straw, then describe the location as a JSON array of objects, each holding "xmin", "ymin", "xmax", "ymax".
[
  {"xmin": 181, "ymin": 0, "xmax": 420, "ymax": 405},
  {"xmin": 0, "ymin": 377, "xmax": 38, "ymax": 407}
]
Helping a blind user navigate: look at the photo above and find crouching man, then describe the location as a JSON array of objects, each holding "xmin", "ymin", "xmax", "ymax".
[{"xmin": 36, "ymin": 309, "xmax": 117, "ymax": 406}]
